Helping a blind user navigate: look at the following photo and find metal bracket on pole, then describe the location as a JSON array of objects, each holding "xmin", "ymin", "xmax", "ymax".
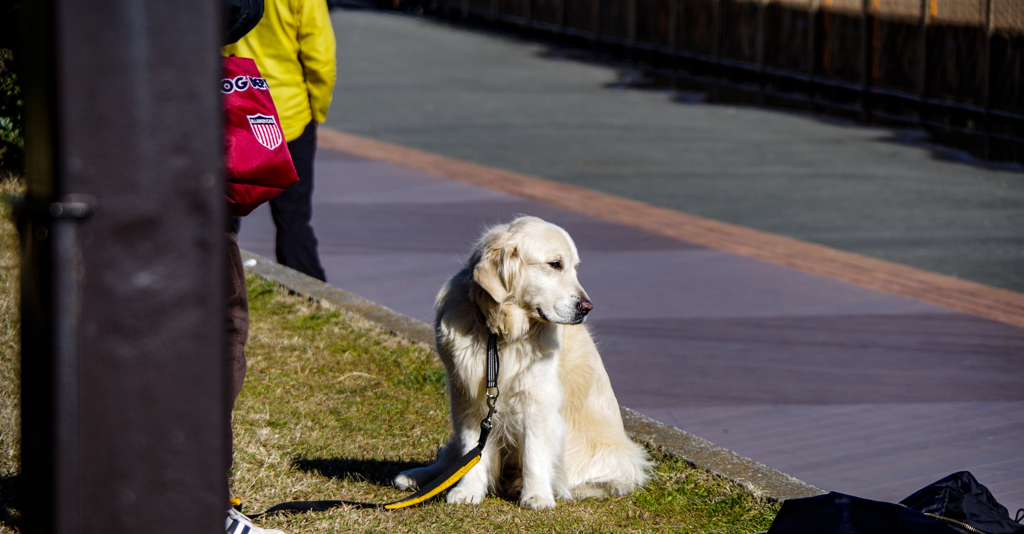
[{"xmin": 14, "ymin": 194, "xmax": 93, "ymax": 533}]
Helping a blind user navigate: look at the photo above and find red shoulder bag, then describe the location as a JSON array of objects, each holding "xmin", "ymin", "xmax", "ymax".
[{"xmin": 222, "ymin": 56, "xmax": 299, "ymax": 217}]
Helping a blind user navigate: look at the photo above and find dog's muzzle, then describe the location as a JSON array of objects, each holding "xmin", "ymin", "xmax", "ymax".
[{"xmin": 571, "ymin": 297, "xmax": 593, "ymax": 323}]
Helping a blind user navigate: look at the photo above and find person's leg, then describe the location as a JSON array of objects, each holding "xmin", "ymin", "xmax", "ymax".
[
  {"xmin": 224, "ymin": 230, "xmax": 287, "ymax": 534},
  {"xmin": 225, "ymin": 230, "xmax": 248, "ymax": 411},
  {"xmin": 270, "ymin": 121, "xmax": 327, "ymax": 281},
  {"xmin": 225, "ymin": 229, "xmax": 248, "ymax": 497}
]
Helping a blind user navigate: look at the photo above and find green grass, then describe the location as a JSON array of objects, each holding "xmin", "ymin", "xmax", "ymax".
[
  {"xmin": 0, "ymin": 176, "xmax": 779, "ymax": 532},
  {"xmin": 233, "ymin": 277, "xmax": 778, "ymax": 533},
  {"xmin": 0, "ymin": 175, "xmax": 23, "ymax": 532}
]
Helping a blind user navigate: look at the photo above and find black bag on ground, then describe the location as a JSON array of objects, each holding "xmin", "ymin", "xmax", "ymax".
[
  {"xmin": 767, "ymin": 492, "xmax": 965, "ymax": 534},
  {"xmin": 899, "ymin": 471, "xmax": 1024, "ymax": 534},
  {"xmin": 766, "ymin": 471, "xmax": 1024, "ymax": 534}
]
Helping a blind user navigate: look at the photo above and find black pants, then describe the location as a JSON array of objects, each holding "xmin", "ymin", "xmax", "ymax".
[{"xmin": 270, "ymin": 121, "xmax": 327, "ymax": 281}]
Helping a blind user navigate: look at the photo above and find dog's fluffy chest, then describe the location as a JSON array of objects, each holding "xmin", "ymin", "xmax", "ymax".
[
  {"xmin": 493, "ymin": 335, "xmax": 564, "ymax": 414},
  {"xmin": 441, "ymin": 324, "xmax": 565, "ymax": 407}
]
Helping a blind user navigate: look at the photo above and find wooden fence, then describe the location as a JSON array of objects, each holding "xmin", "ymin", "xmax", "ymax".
[{"xmin": 406, "ymin": 0, "xmax": 1024, "ymax": 162}]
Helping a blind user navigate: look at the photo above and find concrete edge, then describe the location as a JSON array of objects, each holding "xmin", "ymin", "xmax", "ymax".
[
  {"xmin": 619, "ymin": 407, "xmax": 825, "ymax": 501},
  {"xmin": 240, "ymin": 249, "xmax": 825, "ymax": 503},
  {"xmin": 241, "ymin": 250, "xmax": 435, "ymax": 345}
]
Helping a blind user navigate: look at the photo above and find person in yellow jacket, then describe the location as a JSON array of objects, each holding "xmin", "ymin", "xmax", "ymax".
[{"xmin": 224, "ymin": 0, "xmax": 336, "ymax": 282}]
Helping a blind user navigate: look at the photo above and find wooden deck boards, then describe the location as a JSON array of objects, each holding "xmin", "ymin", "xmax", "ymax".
[{"xmin": 236, "ymin": 137, "xmax": 1024, "ymax": 512}]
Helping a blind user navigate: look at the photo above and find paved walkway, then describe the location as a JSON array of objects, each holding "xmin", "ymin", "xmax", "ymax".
[
  {"xmin": 237, "ymin": 133, "xmax": 1024, "ymax": 511},
  {"xmin": 324, "ymin": 9, "xmax": 1024, "ymax": 294}
]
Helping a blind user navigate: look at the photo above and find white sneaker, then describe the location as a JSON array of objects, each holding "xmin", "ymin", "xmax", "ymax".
[{"xmin": 226, "ymin": 508, "xmax": 286, "ymax": 534}]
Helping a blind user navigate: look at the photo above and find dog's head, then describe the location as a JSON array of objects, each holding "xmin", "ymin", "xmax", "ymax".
[{"xmin": 469, "ymin": 216, "xmax": 593, "ymax": 339}]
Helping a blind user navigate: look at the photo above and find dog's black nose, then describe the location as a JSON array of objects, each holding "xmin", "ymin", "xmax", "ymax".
[{"xmin": 578, "ymin": 298, "xmax": 593, "ymax": 315}]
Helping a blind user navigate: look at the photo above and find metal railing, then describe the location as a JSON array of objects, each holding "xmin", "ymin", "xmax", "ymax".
[{"xmin": 408, "ymin": 0, "xmax": 1024, "ymax": 163}]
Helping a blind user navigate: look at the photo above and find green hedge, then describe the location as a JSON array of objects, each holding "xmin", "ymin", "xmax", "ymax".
[{"xmin": 0, "ymin": 48, "xmax": 22, "ymax": 172}]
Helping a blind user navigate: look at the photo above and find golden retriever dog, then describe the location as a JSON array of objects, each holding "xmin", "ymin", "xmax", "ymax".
[{"xmin": 394, "ymin": 216, "xmax": 650, "ymax": 510}]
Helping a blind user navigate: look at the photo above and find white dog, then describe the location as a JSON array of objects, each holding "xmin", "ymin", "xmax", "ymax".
[{"xmin": 395, "ymin": 216, "xmax": 650, "ymax": 510}]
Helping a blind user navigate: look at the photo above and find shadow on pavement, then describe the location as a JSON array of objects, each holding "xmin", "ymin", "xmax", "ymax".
[{"xmin": 395, "ymin": 9, "xmax": 1023, "ymax": 174}]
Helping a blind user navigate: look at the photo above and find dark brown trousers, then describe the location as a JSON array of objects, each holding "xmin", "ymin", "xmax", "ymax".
[
  {"xmin": 225, "ymin": 230, "xmax": 248, "ymax": 406},
  {"xmin": 225, "ymin": 230, "xmax": 248, "ymax": 481}
]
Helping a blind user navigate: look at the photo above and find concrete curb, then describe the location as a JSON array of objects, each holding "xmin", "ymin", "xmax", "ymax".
[
  {"xmin": 619, "ymin": 407, "xmax": 824, "ymax": 501},
  {"xmin": 241, "ymin": 249, "xmax": 825, "ymax": 502},
  {"xmin": 241, "ymin": 250, "xmax": 434, "ymax": 345}
]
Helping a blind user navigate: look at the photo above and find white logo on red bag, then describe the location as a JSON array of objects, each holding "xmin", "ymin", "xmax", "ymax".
[
  {"xmin": 247, "ymin": 114, "xmax": 283, "ymax": 150},
  {"xmin": 221, "ymin": 75, "xmax": 270, "ymax": 94}
]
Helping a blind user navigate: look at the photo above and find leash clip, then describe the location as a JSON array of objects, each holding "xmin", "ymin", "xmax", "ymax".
[{"xmin": 483, "ymin": 386, "xmax": 499, "ymax": 429}]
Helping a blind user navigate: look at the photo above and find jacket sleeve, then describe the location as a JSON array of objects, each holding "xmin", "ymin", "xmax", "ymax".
[{"xmin": 297, "ymin": 0, "xmax": 337, "ymax": 123}]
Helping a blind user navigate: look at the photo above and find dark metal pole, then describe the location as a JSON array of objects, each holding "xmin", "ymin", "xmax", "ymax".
[
  {"xmin": 757, "ymin": 0, "xmax": 767, "ymax": 105},
  {"xmin": 17, "ymin": 1, "xmax": 61, "ymax": 531},
  {"xmin": 49, "ymin": 198, "xmax": 91, "ymax": 534},
  {"xmin": 713, "ymin": 0, "xmax": 723, "ymax": 100},
  {"xmin": 668, "ymin": 0, "xmax": 679, "ymax": 89},
  {"xmin": 860, "ymin": 0, "xmax": 873, "ymax": 122},
  {"xmin": 558, "ymin": 0, "xmax": 566, "ymax": 35},
  {"xmin": 808, "ymin": 0, "xmax": 818, "ymax": 112},
  {"xmin": 628, "ymin": 0, "xmax": 638, "ymax": 62},
  {"xmin": 982, "ymin": 0, "xmax": 994, "ymax": 159},
  {"xmin": 918, "ymin": 0, "xmax": 931, "ymax": 125},
  {"xmin": 18, "ymin": 0, "xmax": 228, "ymax": 532}
]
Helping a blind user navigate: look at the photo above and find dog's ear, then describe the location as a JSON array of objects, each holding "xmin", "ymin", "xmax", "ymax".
[
  {"xmin": 473, "ymin": 240, "xmax": 531, "ymax": 339},
  {"xmin": 473, "ymin": 243, "xmax": 520, "ymax": 304}
]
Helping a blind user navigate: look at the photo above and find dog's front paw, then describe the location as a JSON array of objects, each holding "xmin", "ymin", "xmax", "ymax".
[
  {"xmin": 520, "ymin": 494, "xmax": 557, "ymax": 510},
  {"xmin": 394, "ymin": 472, "xmax": 418, "ymax": 491},
  {"xmin": 447, "ymin": 486, "xmax": 486, "ymax": 505},
  {"xmin": 605, "ymin": 479, "xmax": 635, "ymax": 496}
]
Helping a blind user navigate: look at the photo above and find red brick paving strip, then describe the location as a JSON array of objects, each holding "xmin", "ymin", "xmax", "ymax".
[{"xmin": 318, "ymin": 127, "xmax": 1024, "ymax": 329}]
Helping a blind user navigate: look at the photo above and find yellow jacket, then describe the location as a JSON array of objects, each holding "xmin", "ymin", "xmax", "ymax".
[{"xmin": 223, "ymin": 0, "xmax": 336, "ymax": 142}]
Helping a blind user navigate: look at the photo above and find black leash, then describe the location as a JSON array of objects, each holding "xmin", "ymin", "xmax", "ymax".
[{"xmin": 244, "ymin": 333, "xmax": 500, "ymax": 516}]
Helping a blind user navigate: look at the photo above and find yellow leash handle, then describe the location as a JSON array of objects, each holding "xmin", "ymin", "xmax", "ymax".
[
  {"xmin": 384, "ymin": 449, "xmax": 483, "ymax": 509},
  {"xmin": 247, "ymin": 423, "xmax": 491, "ymax": 516}
]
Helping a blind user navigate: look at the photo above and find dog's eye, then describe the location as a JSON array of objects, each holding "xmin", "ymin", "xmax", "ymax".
[{"xmin": 548, "ymin": 261, "xmax": 562, "ymax": 271}]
